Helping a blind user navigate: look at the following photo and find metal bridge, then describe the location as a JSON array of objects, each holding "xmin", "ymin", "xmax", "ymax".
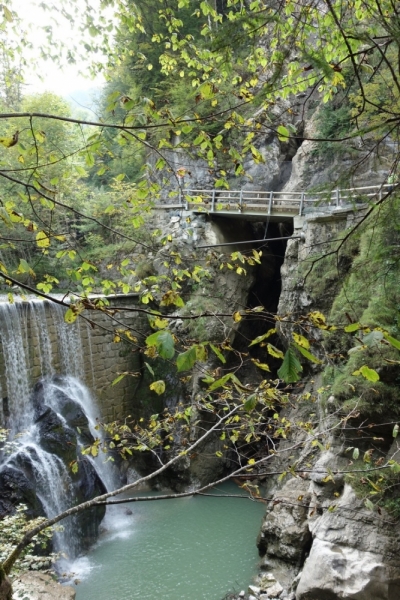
[{"xmin": 156, "ymin": 183, "xmax": 391, "ymax": 221}]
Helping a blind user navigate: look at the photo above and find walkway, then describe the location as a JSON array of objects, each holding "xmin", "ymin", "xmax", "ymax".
[{"xmin": 156, "ymin": 183, "xmax": 391, "ymax": 221}]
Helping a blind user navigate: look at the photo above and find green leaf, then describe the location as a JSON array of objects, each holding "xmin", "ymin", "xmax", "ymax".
[
  {"xmin": 344, "ymin": 322, "xmax": 361, "ymax": 332},
  {"xmin": 149, "ymin": 380, "xmax": 166, "ymax": 395},
  {"xmin": 385, "ymin": 334, "xmax": 400, "ymax": 351},
  {"xmin": 352, "ymin": 365, "xmax": 380, "ymax": 382},
  {"xmin": 277, "ymin": 125, "xmax": 290, "ymax": 141},
  {"xmin": 363, "ymin": 330, "xmax": 384, "ymax": 347},
  {"xmin": 208, "ymin": 373, "xmax": 232, "ymax": 391},
  {"xmin": 393, "ymin": 424, "xmax": 399, "ymax": 438},
  {"xmin": 293, "ymin": 343, "xmax": 322, "ymax": 364},
  {"xmin": 146, "ymin": 330, "xmax": 175, "ymax": 359},
  {"xmin": 277, "ymin": 346, "xmax": 303, "ymax": 383},
  {"xmin": 176, "ymin": 347, "xmax": 197, "ymax": 372},
  {"xmin": 352, "ymin": 447, "xmax": 360, "ymax": 460},
  {"xmin": 364, "ymin": 498, "xmax": 374, "ymax": 511},
  {"xmin": 209, "ymin": 343, "xmax": 226, "ymax": 363},
  {"xmin": 243, "ymin": 394, "xmax": 257, "ymax": 412},
  {"xmin": 75, "ymin": 165, "xmax": 87, "ymax": 177},
  {"xmin": 17, "ymin": 259, "xmax": 34, "ymax": 275},
  {"xmin": 112, "ymin": 373, "xmax": 126, "ymax": 386}
]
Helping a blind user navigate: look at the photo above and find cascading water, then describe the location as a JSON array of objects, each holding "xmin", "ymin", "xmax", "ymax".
[{"xmin": 0, "ymin": 297, "xmax": 117, "ymax": 566}]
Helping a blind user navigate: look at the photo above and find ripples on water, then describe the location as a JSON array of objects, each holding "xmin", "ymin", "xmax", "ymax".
[{"xmin": 73, "ymin": 483, "xmax": 265, "ymax": 600}]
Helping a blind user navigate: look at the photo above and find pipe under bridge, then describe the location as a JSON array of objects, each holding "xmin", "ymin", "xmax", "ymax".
[{"xmin": 156, "ymin": 183, "xmax": 391, "ymax": 222}]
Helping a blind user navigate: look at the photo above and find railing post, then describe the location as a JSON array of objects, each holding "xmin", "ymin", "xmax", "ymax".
[
  {"xmin": 335, "ymin": 188, "xmax": 340, "ymax": 207},
  {"xmin": 211, "ymin": 189, "xmax": 216, "ymax": 212},
  {"xmin": 268, "ymin": 191, "xmax": 273, "ymax": 215},
  {"xmin": 239, "ymin": 189, "xmax": 243, "ymax": 212},
  {"xmin": 185, "ymin": 189, "xmax": 188, "ymax": 210},
  {"xmin": 299, "ymin": 192, "xmax": 305, "ymax": 215},
  {"xmin": 179, "ymin": 187, "xmax": 182, "ymax": 206}
]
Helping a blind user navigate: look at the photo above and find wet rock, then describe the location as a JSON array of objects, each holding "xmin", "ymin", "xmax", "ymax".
[
  {"xmin": 35, "ymin": 407, "xmax": 77, "ymax": 462},
  {"xmin": 0, "ymin": 465, "xmax": 44, "ymax": 518},
  {"xmin": 33, "ymin": 380, "xmax": 93, "ymax": 443},
  {"xmin": 11, "ymin": 572, "xmax": 76, "ymax": 600}
]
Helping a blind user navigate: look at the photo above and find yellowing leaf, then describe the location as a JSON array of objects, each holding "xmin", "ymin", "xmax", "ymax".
[
  {"xmin": 233, "ymin": 311, "xmax": 242, "ymax": 322},
  {"xmin": 0, "ymin": 131, "xmax": 18, "ymax": 148},
  {"xmin": 251, "ymin": 358, "xmax": 270, "ymax": 371},
  {"xmin": 266, "ymin": 343, "xmax": 284, "ymax": 359},
  {"xmin": 3, "ymin": 5, "xmax": 13, "ymax": 21},
  {"xmin": 249, "ymin": 329, "xmax": 276, "ymax": 347},
  {"xmin": 36, "ymin": 231, "xmax": 50, "ymax": 248},
  {"xmin": 149, "ymin": 380, "xmax": 166, "ymax": 395},
  {"xmin": 292, "ymin": 332, "xmax": 310, "ymax": 349},
  {"xmin": 195, "ymin": 344, "xmax": 208, "ymax": 362},
  {"xmin": 64, "ymin": 307, "xmax": 78, "ymax": 323},
  {"xmin": 308, "ymin": 311, "xmax": 328, "ymax": 329}
]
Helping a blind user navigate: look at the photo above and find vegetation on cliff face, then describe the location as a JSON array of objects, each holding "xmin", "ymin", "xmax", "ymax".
[{"xmin": 1, "ymin": 0, "xmax": 400, "ymax": 595}]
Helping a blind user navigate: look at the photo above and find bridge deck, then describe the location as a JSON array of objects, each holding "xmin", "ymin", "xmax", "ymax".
[{"xmin": 156, "ymin": 184, "xmax": 391, "ymax": 220}]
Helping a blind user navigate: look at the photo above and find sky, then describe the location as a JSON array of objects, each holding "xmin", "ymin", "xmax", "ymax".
[{"xmin": 12, "ymin": 0, "xmax": 111, "ymax": 98}]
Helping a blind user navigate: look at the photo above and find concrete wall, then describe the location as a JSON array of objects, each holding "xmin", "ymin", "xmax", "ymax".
[{"xmin": 0, "ymin": 295, "xmax": 148, "ymax": 425}]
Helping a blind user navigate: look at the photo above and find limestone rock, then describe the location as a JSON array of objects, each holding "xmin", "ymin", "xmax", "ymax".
[
  {"xmin": 296, "ymin": 538, "xmax": 390, "ymax": 600},
  {"xmin": 266, "ymin": 581, "xmax": 283, "ymax": 597},
  {"xmin": 257, "ymin": 478, "xmax": 311, "ymax": 564},
  {"xmin": 11, "ymin": 572, "xmax": 76, "ymax": 600}
]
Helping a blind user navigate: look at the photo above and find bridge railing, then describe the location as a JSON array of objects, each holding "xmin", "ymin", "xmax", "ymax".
[{"xmin": 158, "ymin": 183, "xmax": 392, "ymax": 215}]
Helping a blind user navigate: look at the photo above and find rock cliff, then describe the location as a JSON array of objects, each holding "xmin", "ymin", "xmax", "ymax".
[{"xmin": 244, "ymin": 125, "xmax": 400, "ymax": 599}]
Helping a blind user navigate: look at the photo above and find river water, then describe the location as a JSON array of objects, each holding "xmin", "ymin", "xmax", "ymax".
[{"xmin": 74, "ymin": 483, "xmax": 265, "ymax": 600}]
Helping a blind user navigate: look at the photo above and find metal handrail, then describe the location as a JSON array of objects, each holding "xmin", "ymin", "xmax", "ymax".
[{"xmin": 158, "ymin": 183, "xmax": 393, "ymax": 216}]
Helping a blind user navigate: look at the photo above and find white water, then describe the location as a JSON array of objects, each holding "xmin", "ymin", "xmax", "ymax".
[
  {"xmin": 0, "ymin": 302, "xmax": 33, "ymax": 430},
  {"xmin": 0, "ymin": 298, "xmax": 87, "ymax": 432},
  {"xmin": 0, "ymin": 298, "xmax": 117, "ymax": 563}
]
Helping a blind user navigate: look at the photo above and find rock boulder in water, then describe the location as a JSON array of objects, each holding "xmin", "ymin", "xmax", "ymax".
[
  {"xmin": 34, "ymin": 407, "xmax": 77, "ymax": 463},
  {"xmin": 0, "ymin": 465, "xmax": 44, "ymax": 518}
]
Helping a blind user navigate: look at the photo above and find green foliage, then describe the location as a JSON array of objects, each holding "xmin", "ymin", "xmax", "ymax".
[
  {"xmin": 316, "ymin": 197, "xmax": 400, "ymax": 417},
  {"xmin": 277, "ymin": 346, "xmax": 303, "ymax": 383},
  {"xmin": 0, "ymin": 505, "xmax": 54, "ymax": 571},
  {"xmin": 312, "ymin": 98, "xmax": 354, "ymax": 160}
]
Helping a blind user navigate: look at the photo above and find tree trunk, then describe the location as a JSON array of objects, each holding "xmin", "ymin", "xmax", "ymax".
[{"xmin": 0, "ymin": 569, "xmax": 12, "ymax": 600}]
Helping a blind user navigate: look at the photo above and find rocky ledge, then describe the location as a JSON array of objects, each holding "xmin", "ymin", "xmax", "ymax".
[{"xmin": 11, "ymin": 572, "xmax": 76, "ymax": 600}]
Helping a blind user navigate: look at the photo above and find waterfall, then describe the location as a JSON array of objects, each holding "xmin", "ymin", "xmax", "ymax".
[
  {"xmin": 0, "ymin": 300, "xmax": 33, "ymax": 430},
  {"xmin": 0, "ymin": 296, "xmax": 117, "ymax": 564}
]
